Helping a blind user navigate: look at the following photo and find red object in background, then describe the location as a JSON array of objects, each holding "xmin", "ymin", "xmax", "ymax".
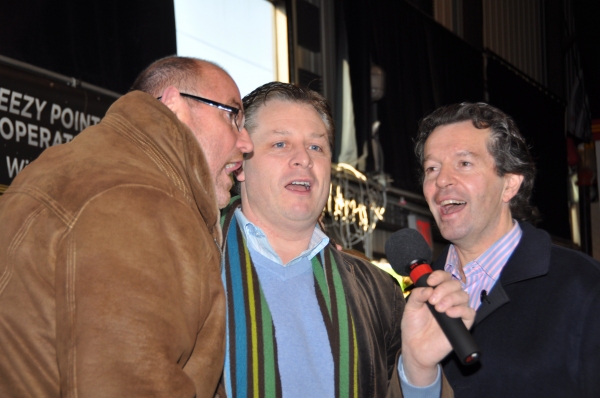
[
  {"xmin": 416, "ymin": 219, "xmax": 433, "ymax": 248},
  {"xmin": 578, "ymin": 167, "xmax": 595, "ymax": 187},
  {"xmin": 592, "ymin": 119, "xmax": 600, "ymax": 141},
  {"xmin": 566, "ymin": 136, "xmax": 580, "ymax": 168}
]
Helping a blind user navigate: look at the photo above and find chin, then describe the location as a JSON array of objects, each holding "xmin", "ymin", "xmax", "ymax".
[
  {"xmin": 284, "ymin": 208, "xmax": 314, "ymax": 222},
  {"xmin": 439, "ymin": 226, "xmax": 469, "ymax": 243},
  {"xmin": 216, "ymin": 193, "xmax": 231, "ymax": 209}
]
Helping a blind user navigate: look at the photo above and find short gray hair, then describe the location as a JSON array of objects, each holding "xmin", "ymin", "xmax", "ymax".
[
  {"xmin": 242, "ymin": 82, "xmax": 335, "ymax": 150},
  {"xmin": 130, "ymin": 56, "xmax": 224, "ymax": 97}
]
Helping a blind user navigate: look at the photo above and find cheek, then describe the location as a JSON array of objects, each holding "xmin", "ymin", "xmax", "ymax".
[
  {"xmin": 422, "ymin": 180, "xmax": 436, "ymax": 199},
  {"xmin": 246, "ymin": 159, "xmax": 273, "ymax": 187},
  {"xmin": 225, "ymin": 132, "xmax": 239, "ymax": 152},
  {"xmin": 314, "ymin": 157, "xmax": 331, "ymax": 177},
  {"xmin": 318, "ymin": 179, "xmax": 331, "ymax": 200}
]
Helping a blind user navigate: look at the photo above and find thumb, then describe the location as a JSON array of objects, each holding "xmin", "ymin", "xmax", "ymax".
[{"xmin": 406, "ymin": 285, "xmax": 434, "ymax": 310}]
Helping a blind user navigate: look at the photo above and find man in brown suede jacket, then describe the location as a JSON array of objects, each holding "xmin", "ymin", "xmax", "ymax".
[{"xmin": 0, "ymin": 56, "xmax": 253, "ymax": 397}]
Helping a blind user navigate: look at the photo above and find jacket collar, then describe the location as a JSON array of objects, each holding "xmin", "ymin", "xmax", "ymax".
[
  {"xmin": 103, "ymin": 91, "xmax": 221, "ymax": 245},
  {"xmin": 433, "ymin": 222, "xmax": 551, "ymax": 325}
]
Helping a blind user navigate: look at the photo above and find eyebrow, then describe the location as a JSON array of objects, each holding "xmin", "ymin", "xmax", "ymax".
[
  {"xmin": 218, "ymin": 96, "xmax": 241, "ymax": 110},
  {"xmin": 455, "ymin": 150, "xmax": 480, "ymax": 158},
  {"xmin": 271, "ymin": 129, "xmax": 291, "ymax": 136},
  {"xmin": 310, "ymin": 131, "xmax": 328, "ymax": 140},
  {"xmin": 269, "ymin": 130, "xmax": 327, "ymax": 139},
  {"xmin": 229, "ymin": 99, "xmax": 242, "ymax": 110},
  {"xmin": 423, "ymin": 150, "xmax": 480, "ymax": 162}
]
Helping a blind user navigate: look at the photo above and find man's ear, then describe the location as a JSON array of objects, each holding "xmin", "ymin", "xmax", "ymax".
[
  {"xmin": 159, "ymin": 86, "xmax": 187, "ymax": 118},
  {"xmin": 502, "ymin": 173, "xmax": 524, "ymax": 203}
]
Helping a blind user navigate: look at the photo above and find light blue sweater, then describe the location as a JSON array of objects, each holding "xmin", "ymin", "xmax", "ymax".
[{"xmin": 226, "ymin": 209, "xmax": 440, "ymax": 397}]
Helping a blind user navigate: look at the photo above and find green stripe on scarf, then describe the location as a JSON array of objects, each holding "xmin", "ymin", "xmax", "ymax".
[
  {"xmin": 222, "ymin": 198, "xmax": 359, "ymax": 397},
  {"xmin": 260, "ymin": 292, "xmax": 277, "ymax": 396}
]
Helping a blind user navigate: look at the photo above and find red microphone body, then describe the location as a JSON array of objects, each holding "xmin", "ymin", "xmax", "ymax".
[
  {"xmin": 407, "ymin": 260, "xmax": 480, "ymax": 365},
  {"xmin": 385, "ymin": 228, "xmax": 480, "ymax": 366}
]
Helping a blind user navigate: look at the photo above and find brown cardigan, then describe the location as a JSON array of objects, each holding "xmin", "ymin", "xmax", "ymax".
[
  {"xmin": 0, "ymin": 91, "xmax": 226, "ymax": 397},
  {"xmin": 332, "ymin": 248, "xmax": 453, "ymax": 397}
]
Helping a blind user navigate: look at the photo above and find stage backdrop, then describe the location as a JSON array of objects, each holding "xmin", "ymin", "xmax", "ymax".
[{"xmin": 0, "ymin": 58, "xmax": 118, "ymax": 191}]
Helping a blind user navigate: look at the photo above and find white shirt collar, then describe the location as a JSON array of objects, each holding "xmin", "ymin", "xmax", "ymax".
[{"xmin": 234, "ymin": 208, "xmax": 329, "ymax": 267}]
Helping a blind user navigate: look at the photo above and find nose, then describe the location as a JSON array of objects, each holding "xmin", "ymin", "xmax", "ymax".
[
  {"xmin": 290, "ymin": 146, "xmax": 312, "ymax": 168},
  {"xmin": 236, "ymin": 127, "xmax": 254, "ymax": 154},
  {"xmin": 435, "ymin": 166, "xmax": 455, "ymax": 188}
]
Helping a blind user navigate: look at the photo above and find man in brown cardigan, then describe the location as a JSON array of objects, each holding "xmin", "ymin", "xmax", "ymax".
[{"xmin": 0, "ymin": 56, "xmax": 253, "ymax": 397}]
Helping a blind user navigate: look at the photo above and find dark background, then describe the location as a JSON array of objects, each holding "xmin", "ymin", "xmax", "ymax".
[
  {"xmin": 339, "ymin": 0, "xmax": 595, "ymax": 239},
  {"xmin": 0, "ymin": 0, "xmax": 176, "ymax": 94},
  {"xmin": 572, "ymin": 1, "xmax": 600, "ymax": 121},
  {"xmin": 1, "ymin": 0, "xmax": 598, "ymax": 240}
]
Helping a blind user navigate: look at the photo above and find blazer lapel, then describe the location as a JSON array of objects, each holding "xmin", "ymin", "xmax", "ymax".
[
  {"xmin": 431, "ymin": 222, "xmax": 551, "ymax": 326},
  {"xmin": 474, "ymin": 283, "xmax": 509, "ymax": 325}
]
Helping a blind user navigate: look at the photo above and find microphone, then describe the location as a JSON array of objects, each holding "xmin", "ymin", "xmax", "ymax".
[{"xmin": 385, "ymin": 228, "xmax": 480, "ymax": 365}]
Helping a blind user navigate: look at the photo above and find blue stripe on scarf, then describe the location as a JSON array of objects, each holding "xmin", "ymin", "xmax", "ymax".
[{"xmin": 227, "ymin": 221, "xmax": 248, "ymax": 398}]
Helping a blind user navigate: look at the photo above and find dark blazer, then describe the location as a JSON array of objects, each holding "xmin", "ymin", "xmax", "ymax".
[{"xmin": 432, "ymin": 222, "xmax": 600, "ymax": 397}]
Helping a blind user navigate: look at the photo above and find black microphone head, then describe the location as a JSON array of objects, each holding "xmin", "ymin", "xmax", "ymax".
[{"xmin": 385, "ymin": 228, "xmax": 432, "ymax": 276}]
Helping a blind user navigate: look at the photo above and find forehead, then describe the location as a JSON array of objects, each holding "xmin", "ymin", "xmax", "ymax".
[
  {"xmin": 424, "ymin": 121, "xmax": 492, "ymax": 159},
  {"xmin": 197, "ymin": 67, "xmax": 242, "ymax": 108},
  {"xmin": 255, "ymin": 100, "xmax": 328, "ymax": 135}
]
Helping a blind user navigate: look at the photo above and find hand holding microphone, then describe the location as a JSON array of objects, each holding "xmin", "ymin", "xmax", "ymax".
[{"xmin": 385, "ymin": 228, "xmax": 480, "ymax": 366}]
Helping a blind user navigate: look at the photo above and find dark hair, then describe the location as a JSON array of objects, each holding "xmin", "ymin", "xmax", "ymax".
[
  {"xmin": 414, "ymin": 102, "xmax": 538, "ymax": 223},
  {"xmin": 130, "ymin": 56, "xmax": 223, "ymax": 97},
  {"xmin": 242, "ymin": 82, "xmax": 335, "ymax": 150}
]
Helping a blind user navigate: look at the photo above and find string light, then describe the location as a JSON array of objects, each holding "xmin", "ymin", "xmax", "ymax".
[{"xmin": 325, "ymin": 163, "xmax": 386, "ymax": 247}]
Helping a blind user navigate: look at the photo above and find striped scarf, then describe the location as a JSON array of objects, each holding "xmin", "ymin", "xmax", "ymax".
[{"xmin": 221, "ymin": 199, "xmax": 359, "ymax": 397}]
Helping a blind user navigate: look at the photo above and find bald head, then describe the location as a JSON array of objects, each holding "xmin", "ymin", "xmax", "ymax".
[{"xmin": 130, "ymin": 56, "xmax": 230, "ymax": 98}]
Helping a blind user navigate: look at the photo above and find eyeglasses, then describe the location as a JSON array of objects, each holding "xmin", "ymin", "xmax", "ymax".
[{"xmin": 158, "ymin": 92, "xmax": 244, "ymax": 132}]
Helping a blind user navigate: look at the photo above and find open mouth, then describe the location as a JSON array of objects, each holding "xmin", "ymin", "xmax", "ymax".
[
  {"xmin": 286, "ymin": 181, "xmax": 311, "ymax": 192},
  {"xmin": 225, "ymin": 161, "xmax": 242, "ymax": 174},
  {"xmin": 440, "ymin": 199, "xmax": 466, "ymax": 215}
]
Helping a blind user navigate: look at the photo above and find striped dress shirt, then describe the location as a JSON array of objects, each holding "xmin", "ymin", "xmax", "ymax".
[{"xmin": 444, "ymin": 221, "xmax": 523, "ymax": 310}]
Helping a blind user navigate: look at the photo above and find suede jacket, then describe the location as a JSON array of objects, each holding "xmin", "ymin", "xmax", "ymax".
[{"xmin": 0, "ymin": 91, "xmax": 226, "ymax": 397}]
